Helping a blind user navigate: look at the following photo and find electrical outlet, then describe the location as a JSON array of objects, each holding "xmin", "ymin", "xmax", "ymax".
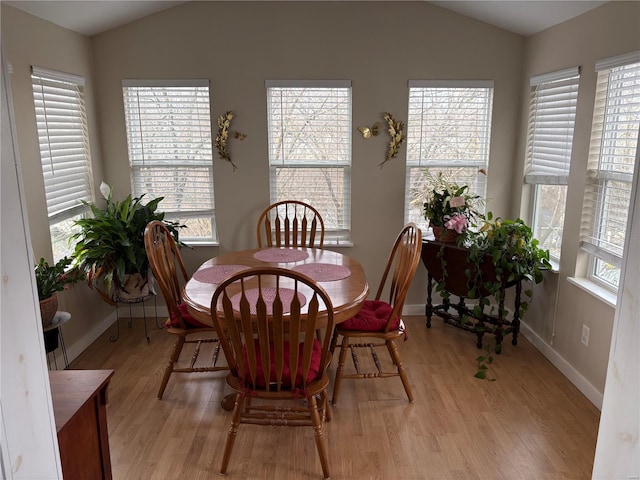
[{"xmin": 581, "ymin": 325, "xmax": 590, "ymax": 346}]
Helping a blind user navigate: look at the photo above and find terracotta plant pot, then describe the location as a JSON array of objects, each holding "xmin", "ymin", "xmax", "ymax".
[
  {"xmin": 432, "ymin": 225, "xmax": 460, "ymax": 243},
  {"xmin": 39, "ymin": 293, "xmax": 58, "ymax": 327}
]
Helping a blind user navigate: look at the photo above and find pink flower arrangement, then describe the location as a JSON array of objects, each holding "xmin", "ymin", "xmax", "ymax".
[
  {"xmin": 421, "ymin": 172, "xmax": 482, "ymax": 235},
  {"xmin": 444, "ymin": 213, "xmax": 469, "ymax": 234}
]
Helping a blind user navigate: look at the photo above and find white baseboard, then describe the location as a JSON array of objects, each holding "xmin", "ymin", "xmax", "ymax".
[
  {"xmin": 404, "ymin": 303, "xmax": 427, "ymax": 316},
  {"xmin": 519, "ymin": 321, "xmax": 603, "ymax": 410},
  {"xmin": 403, "ymin": 303, "xmax": 603, "ymax": 410}
]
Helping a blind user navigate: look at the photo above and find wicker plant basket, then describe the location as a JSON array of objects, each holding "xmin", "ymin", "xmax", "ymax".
[{"xmin": 39, "ymin": 293, "xmax": 58, "ymax": 327}]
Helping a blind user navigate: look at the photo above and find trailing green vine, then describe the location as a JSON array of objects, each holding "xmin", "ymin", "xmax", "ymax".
[
  {"xmin": 429, "ymin": 213, "xmax": 551, "ymax": 380},
  {"xmin": 465, "ymin": 213, "xmax": 551, "ymax": 379}
]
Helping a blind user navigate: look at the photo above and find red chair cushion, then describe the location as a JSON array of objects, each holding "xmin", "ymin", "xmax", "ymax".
[
  {"xmin": 340, "ymin": 299, "xmax": 399, "ymax": 332},
  {"xmin": 242, "ymin": 339, "xmax": 322, "ymax": 388},
  {"xmin": 165, "ymin": 302, "xmax": 210, "ymax": 329}
]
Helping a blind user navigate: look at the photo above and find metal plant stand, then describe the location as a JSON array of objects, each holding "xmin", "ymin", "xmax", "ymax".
[
  {"xmin": 110, "ymin": 293, "xmax": 160, "ymax": 343},
  {"xmin": 44, "ymin": 311, "xmax": 72, "ymax": 369}
]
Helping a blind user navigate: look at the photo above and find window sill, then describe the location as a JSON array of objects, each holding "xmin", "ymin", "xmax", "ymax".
[
  {"xmin": 324, "ymin": 241, "xmax": 354, "ymax": 248},
  {"xmin": 566, "ymin": 277, "xmax": 617, "ymax": 308},
  {"xmin": 183, "ymin": 240, "xmax": 219, "ymax": 247}
]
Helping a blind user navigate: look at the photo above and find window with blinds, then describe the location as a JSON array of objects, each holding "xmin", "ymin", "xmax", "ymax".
[
  {"xmin": 122, "ymin": 80, "xmax": 216, "ymax": 242},
  {"xmin": 579, "ymin": 52, "xmax": 640, "ymax": 289},
  {"xmin": 266, "ymin": 81, "xmax": 352, "ymax": 244},
  {"xmin": 405, "ymin": 81, "xmax": 494, "ymax": 230},
  {"xmin": 525, "ymin": 67, "xmax": 580, "ymax": 260},
  {"xmin": 31, "ymin": 66, "xmax": 93, "ymax": 262}
]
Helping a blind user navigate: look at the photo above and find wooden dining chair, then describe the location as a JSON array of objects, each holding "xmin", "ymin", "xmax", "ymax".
[
  {"xmin": 144, "ymin": 220, "xmax": 226, "ymax": 399},
  {"xmin": 211, "ymin": 267, "xmax": 334, "ymax": 479},
  {"xmin": 257, "ymin": 200, "xmax": 325, "ymax": 248},
  {"xmin": 330, "ymin": 223, "xmax": 422, "ymax": 404}
]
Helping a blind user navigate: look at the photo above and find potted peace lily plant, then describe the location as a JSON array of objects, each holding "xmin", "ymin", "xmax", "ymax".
[{"xmin": 71, "ymin": 183, "xmax": 185, "ymax": 305}]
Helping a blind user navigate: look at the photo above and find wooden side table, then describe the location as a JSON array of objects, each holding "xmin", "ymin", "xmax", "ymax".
[
  {"xmin": 49, "ymin": 369, "xmax": 115, "ymax": 480},
  {"xmin": 44, "ymin": 311, "xmax": 71, "ymax": 369},
  {"xmin": 421, "ymin": 240, "xmax": 522, "ymax": 351}
]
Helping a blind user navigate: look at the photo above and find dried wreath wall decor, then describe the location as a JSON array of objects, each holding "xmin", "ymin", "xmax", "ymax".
[
  {"xmin": 214, "ymin": 111, "xmax": 246, "ymax": 171},
  {"xmin": 379, "ymin": 112, "xmax": 405, "ymax": 168}
]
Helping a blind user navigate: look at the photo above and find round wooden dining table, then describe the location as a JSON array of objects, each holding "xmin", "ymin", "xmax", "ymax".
[{"xmin": 183, "ymin": 247, "xmax": 370, "ymax": 327}]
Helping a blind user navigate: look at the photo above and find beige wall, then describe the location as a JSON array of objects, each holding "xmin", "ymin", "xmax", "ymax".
[
  {"xmin": 90, "ymin": 0, "xmax": 524, "ymax": 306},
  {"xmin": 515, "ymin": 1, "xmax": 640, "ymax": 396},
  {"xmin": 1, "ymin": 5, "xmax": 115, "ymax": 354}
]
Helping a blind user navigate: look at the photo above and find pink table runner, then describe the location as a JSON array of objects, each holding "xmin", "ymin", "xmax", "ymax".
[
  {"xmin": 291, "ymin": 263, "xmax": 351, "ymax": 282},
  {"xmin": 229, "ymin": 288, "xmax": 306, "ymax": 314},
  {"xmin": 192, "ymin": 264, "xmax": 250, "ymax": 284},
  {"xmin": 254, "ymin": 248, "xmax": 309, "ymax": 263}
]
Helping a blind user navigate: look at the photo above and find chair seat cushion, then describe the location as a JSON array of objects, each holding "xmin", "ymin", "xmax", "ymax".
[
  {"xmin": 242, "ymin": 339, "xmax": 322, "ymax": 388},
  {"xmin": 340, "ymin": 299, "xmax": 399, "ymax": 332},
  {"xmin": 165, "ymin": 302, "xmax": 210, "ymax": 329}
]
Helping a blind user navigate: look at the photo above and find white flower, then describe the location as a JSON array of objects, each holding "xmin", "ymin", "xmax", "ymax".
[{"xmin": 99, "ymin": 182, "xmax": 111, "ymax": 200}]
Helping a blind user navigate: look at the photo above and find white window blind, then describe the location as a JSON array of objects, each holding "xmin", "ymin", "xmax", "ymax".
[
  {"xmin": 122, "ymin": 80, "xmax": 216, "ymax": 242},
  {"xmin": 405, "ymin": 81, "xmax": 494, "ymax": 227},
  {"xmin": 524, "ymin": 67, "xmax": 580, "ymax": 261},
  {"xmin": 525, "ymin": 67, "xmax": 580, "ymax": 185},
  {"xmin": 266, "ymin": 80, "xmax": 352, "ymax": 244},
  {"xmin": 579, "ymin": 52, "xmax": 640, "ymax": 288},
  {"xmin": 32, "ymin": 67, "xmax": 92, "ymax": 221},
  {"xmin": 31, "ymin": 66, "xmax": 93, "ymax": 261}
]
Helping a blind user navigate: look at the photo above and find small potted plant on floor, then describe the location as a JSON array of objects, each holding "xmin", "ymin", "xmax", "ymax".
[{"xmin": 71, "ymin": 183, "xmax": 185, "ymax": 305}]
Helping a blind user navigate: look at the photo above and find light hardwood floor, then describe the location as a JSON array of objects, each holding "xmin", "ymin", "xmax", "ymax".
[{"xmin": 71, "ymin": 315, "xmax": 600, "ymax": 479}]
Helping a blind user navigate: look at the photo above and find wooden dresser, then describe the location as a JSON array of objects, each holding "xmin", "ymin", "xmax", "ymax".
[{"xmin": 49, "ymin": 369, "xmax": 115, "ymax": 480}]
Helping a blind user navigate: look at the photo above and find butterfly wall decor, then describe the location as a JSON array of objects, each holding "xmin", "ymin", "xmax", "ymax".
[{"xmin": 358, "ymin": 122, "xmax": 380, "ymax": 139}]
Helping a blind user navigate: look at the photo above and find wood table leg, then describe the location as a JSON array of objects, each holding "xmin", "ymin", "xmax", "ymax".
[{"xmin": 221, "ymin": 393, "xmax": 236, "ymax": 411}]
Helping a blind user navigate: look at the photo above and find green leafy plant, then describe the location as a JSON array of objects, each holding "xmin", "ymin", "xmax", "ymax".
[
  {"xmin": 34, "ymin": 256, "xmax": 83, "ymax": 300},
  {"xmin": 71, "ymin": 184, "xmax": 184, "ymax": 304},
  {"xmin": 474, "ymin": 343, "xmax": 496, "ymax": 381},
  {"xmin": 464, "ymin": 213, "xmax": 551, "ymax": 379},
  {"xmin": 467, "ymin": 214, "xmax": 551, "ymax": 285}
]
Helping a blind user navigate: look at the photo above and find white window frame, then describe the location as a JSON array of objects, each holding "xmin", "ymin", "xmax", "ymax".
[
  {"xmin": 579, "ymin": 51, "xmax": 640, "ymax": 291},
  {"xmin": 266, "ymin": 80, "xmax": 352, "ymax": 245},
  {"xmin": 405, "ymin": 80, "xmax": 494, "ymax": 232},
  {"xmin": 31, "ymin": 66, "xmax": 94, "ymax": 262},
  {"xmin": 524, "ymin": 67, "xmax": 580, "ymax": 262},
  {"xmin": 122, "ymin": 79, "xmax": 216, "ymax": 243}
]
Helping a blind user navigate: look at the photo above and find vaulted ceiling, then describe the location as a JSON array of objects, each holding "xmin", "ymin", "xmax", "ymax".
[{"xmin": 4, "ymin": 1, "xmax": 607, "ymax": 37}]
